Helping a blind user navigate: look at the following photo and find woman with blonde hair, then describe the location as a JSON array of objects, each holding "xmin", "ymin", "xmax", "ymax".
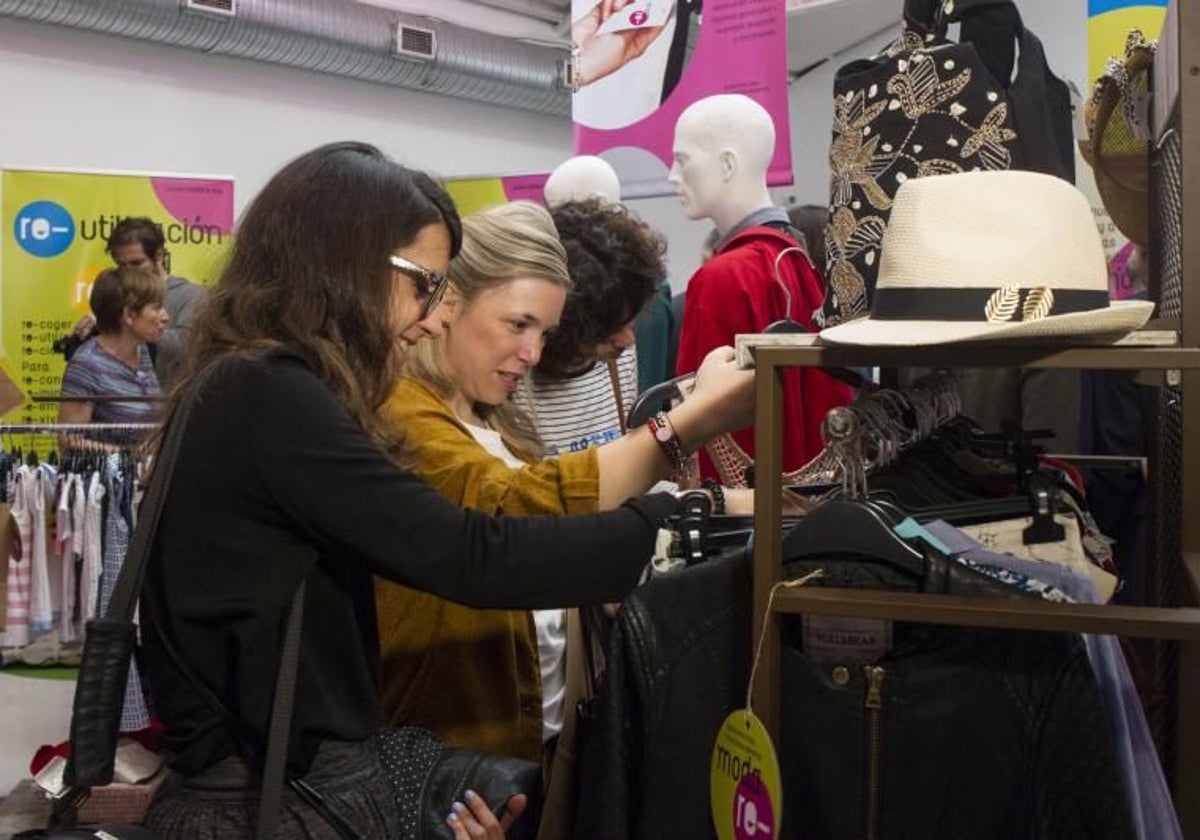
[{"xmin": 377, "ymin": 199, "xmax": 754, "ymax": 836}]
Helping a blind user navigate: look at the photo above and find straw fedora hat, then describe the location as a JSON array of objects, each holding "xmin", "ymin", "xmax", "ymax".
[{"xmin": 818, "ymin": 170, "xmax": 1154, "ymax": 346}]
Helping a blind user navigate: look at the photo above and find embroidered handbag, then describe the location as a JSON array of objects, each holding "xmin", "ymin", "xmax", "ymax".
[{"xmin": 818, "ymin": 0, "xmax": 1074, "ymax": 327}]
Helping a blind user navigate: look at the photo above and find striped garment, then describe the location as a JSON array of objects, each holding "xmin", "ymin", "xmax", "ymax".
[
  {"xmin": 4, "ymin": 468, "xmax": 32, "ymax": 647},
  {"xmin": 60, "ymin": 338, "xmax": 162, "ymax": 428},
  {"xmin": 517, "ymin": 347, "xmax": 639, "ymax": 456}
]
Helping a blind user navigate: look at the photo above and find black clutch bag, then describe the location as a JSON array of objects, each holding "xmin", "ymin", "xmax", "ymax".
[{"xmin": 379, "ymin": 726, "xmax": 544, "ymax": 840}]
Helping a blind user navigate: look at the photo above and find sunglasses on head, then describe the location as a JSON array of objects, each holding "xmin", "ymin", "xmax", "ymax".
[{"xmin": 389, "ymin": 255, "xmax": 449, "ymax": 319}]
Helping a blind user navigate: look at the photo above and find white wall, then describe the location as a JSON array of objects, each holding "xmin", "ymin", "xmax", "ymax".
[{"xmin": 0, "ymin": 17, "xmax": 573, "ymax": 210}]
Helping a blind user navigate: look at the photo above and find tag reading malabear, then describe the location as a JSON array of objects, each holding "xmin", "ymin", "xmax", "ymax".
[
  {"xmin": 596, "ymin": 0, "xmax": 674, "ymax": 36},
  {"xmin": 710, "ymin": 709, "xmax": 783, "ymax": 840}
]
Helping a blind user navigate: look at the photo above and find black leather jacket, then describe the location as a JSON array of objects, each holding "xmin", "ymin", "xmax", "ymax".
[{"xmin": 574, "ymin": 552, "xmax": 1134, "ymax": 839}]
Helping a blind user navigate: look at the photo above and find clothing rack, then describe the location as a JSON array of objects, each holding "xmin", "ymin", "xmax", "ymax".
[
  {"xmin": 737, "ymin": 3, "xmax": 1200, "ymax": 834},
  {"xmin": 30, "ymin": 395, "xmax": 166, "ymax": 404},
  {"xmin": 0, "ymin": 424, "xmax": 159, "ymax": 433}
]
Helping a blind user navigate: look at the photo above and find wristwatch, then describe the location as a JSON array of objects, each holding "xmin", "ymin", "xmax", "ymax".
[
  {"xmin": 648, "ymin": 411, "xmax": 689, "ymax": 480},
  {"xmin": 652, "ymin": 413, "xmax": 674, "ymax": 442}
]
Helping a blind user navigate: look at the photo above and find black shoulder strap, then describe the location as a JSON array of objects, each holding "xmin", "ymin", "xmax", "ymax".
[
  {"xmin": 256, "ymin": 580, "xmax": 307, "ymax": 839},
  {"xmin": 103, "ymin": 359, "xmax": 221, "ymax": 624}
]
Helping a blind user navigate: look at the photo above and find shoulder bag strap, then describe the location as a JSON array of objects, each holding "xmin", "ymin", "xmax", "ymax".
[
  {"xmin": 103, "ymin": 358, "xmax": 222, "ymax": 623},
  {"xmin": 256, "ymin": 580, "xmax": 306, "ymax": 840}
]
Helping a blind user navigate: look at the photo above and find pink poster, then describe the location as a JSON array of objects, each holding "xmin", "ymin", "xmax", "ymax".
[{"xmin": 571, "ymin": 0, "xmax": 793, "ymax": 198}]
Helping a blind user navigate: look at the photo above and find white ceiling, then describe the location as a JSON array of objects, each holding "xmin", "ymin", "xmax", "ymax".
[{"xmin": 359, "ymin": 0, "xmax": 900, "ymax": 69}]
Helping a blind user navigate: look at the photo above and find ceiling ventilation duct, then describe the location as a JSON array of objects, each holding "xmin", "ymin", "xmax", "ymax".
[
  {"xmin": 0, "ymin": 0, "xmax": 571, "ymax": 115},
  {"xmin": 183, "ymin": 0, "xmax": 235, "ymax": 18}
]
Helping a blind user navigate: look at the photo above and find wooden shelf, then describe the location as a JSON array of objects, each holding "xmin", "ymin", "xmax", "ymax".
[
  {"xmin": 770, "ymin": 587, "xmax": 1200, "ymax": 641},
  {"xmin": 735, "ymin": 332, "xmax": 1200, "ymax": 371}
]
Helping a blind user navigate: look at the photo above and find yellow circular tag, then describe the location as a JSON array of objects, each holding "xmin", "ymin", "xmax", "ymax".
[{"xmin": 710, "ymin": 709, "xmax": 783, "ymax": 840}]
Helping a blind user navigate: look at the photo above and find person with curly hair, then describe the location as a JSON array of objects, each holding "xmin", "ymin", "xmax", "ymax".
[
  {"xmin": 378, "ymin": 199, "xmax": 755, "ymax": 838},
  {"xmin": 514, "ymin": 198, "xmax": 662, "ymax": 455}
]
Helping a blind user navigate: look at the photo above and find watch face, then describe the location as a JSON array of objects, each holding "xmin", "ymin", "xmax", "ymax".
[{"xmin": 654, "ymin": 417, "xmax": 672, "ymax": 442}]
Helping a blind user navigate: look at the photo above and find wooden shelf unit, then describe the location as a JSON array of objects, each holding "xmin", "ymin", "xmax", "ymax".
[{"xmin": 744, "ymin": 2, "xmax": 1200, "ymax": 834}]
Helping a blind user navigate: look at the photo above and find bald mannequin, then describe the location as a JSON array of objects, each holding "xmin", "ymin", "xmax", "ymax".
[
  {"xmin": 544, "ymin": 155, "xmax": 622, "ymax": 207},
  {"xmin": 671, "ymin": 94, "xmax": 850, "ymax": 478},
  {"xmin": 668, "ymin": 94, "xmax": 776, "ymax": 237}
]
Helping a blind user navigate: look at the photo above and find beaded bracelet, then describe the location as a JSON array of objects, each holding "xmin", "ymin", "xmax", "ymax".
[{"xmin": 701, "ymin": 478, "xmax": 727, "ymax": 516}]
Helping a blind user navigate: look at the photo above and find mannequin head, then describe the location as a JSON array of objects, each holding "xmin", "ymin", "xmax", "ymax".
[
  {"xmin": 544, "ymin": 155, "xmax": 622, "ymax": 206},
  {"xmin": 668, "ymin": 94, "xmax": 776, "ymax": 234}
]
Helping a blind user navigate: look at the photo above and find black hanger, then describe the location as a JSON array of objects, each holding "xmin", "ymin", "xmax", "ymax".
[
  {"xmin": 781, "ymin": 499, "xmax": 926, "ymax": 580},
  {"xmin": 626, "ymin": 373, "xmax": 694, "ymax": 430}
]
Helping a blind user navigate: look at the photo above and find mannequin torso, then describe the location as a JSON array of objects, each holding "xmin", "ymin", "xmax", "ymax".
[{"xmin": 670, "ymin": 95, "xmax": 851, "ymax": 474}]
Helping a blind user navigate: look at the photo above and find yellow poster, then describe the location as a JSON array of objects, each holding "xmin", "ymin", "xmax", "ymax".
[
  {"xmin": 444, "ymin": 173, "xmax": 549, "ymax": 217},
  {"xmin": 0, "ymin": 169, "xmax": 233, "ymax": 427}
]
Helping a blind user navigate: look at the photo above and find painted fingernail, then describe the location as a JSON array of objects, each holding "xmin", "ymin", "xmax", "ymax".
[
  {"xmin": 452, "ymin": 801, "xmax": 466, "ymax": 813},
  {"xmin": 446, "ymin": 811, "xmax": 459, "ymax": 822},
  {"xmin": 464, "ymin": 789, "xmax": 479, "ymax": 802}
]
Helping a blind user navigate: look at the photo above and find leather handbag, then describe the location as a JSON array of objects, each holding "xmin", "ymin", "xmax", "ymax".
[
  {"xmin": 818, "ymin": 0, "xmax": 1073, "ymax": 327},
  {"xmin": 379, "ymin": 727, "xmax": 543, "ymax": 840}
]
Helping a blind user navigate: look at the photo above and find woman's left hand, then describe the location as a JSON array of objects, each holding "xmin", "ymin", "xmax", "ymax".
[{"xmin": 446, "ymin": 790, "xmax": 527, "ymax": 839}]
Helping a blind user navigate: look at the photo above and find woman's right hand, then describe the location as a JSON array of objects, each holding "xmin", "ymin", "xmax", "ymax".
[
  {"xmin": 672, "ymin": 346, "xmax": 756, "ymax": 446},
  {"xmin": 446, "ymin": 790, "xmax": 526, "ymax": 840}
]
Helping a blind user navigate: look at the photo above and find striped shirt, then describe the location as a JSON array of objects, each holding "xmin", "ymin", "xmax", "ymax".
[
  {"xmin": 518, "ymin": 347, "xmax": 638, "ymax": 456},
  {"xmin": 60, "ymin": 338, "xmax": 162, "ymax": 426}
]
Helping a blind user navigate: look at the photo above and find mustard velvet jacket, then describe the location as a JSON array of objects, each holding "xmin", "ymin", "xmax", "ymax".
[{"xmin": 375, "ymin": 378, "xmax": 600, "ymax": 762}]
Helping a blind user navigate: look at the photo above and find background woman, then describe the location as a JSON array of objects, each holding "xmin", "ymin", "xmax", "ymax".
[
  {"xmin": 59, "ymin": 265, "xmax": 168, "ymax": 435},
  {"xmin": 377, "ymin": 199, "xmax": 753, "ymax": 837},
  {"xmin": 139, "ymin": 143, "xmax": 692, "ymax": 839}
]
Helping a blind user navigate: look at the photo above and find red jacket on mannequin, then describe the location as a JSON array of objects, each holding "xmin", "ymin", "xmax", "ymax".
[{"xmin": 676, "ymin": 225, "xmax": 852, "ymax": 479}]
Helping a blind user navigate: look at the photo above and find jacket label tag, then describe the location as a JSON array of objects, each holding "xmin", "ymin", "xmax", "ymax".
[{"xmin": 802, "ymin": 616, "xmax": 892, "ymax": 662}]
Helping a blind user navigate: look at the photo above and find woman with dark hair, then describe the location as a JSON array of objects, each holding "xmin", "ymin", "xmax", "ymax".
[{"xmin": 137, "ymin": 143, "xmax": 705, "ymax": 839}]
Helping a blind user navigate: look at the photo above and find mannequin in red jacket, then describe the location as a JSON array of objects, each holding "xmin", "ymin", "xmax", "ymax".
[{"xmin": 669, "ymin": 94, "xmax": 851, "ymax": 479}]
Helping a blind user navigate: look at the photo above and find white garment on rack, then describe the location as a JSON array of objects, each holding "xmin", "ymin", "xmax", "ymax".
[
  {"xmin": 57, "ymin": 473, "xmax": 79, "ymax": 643},
  {"xmin": 26, "ymin": 466, "xmax": 53, "ymax": 634},
  {"xmin": 70, "ymin": 473, "xmax": 86, "ymax": 560},
  {"xmin": 81, "ymin": 473, "xmax": 105, "ymax": 625},
  {"xmin": 4, "ymin": 468, "xmax": 31, "ymax": 648}
]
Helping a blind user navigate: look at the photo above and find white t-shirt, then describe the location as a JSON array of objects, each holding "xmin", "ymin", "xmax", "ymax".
[
  {"xmin": 465, "ymin": 422, "xmax": 567, "ymax": 744},
  {"xmin": 517, "ymin": 348, "xmax": 639, "ymax": 456}
]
